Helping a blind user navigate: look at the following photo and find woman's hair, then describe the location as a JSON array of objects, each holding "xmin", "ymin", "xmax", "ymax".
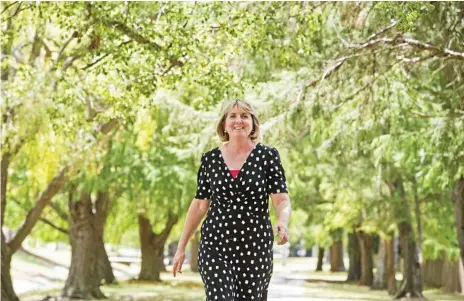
[{"xmin": 216, "ymin": 100, "xmax": 260, "ymax": 142}]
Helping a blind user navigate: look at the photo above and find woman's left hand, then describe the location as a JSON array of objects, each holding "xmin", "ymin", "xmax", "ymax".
[{"xmin": 273, "ymin": 220, "xmax": 289, "ymax": 245}]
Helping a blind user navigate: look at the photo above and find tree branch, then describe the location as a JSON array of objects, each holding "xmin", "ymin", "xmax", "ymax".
[
  {"xmin": 4, "ymin": 2, "xmax": 27, "ymax": 21},
  {"xmin": 49, "ymin": 201, "xmax": 68, "ymax": 221},
  {"xmin": 82, "ymin": 53, "xmax": 111, "ymax": 70},
  {"xmin": 1, "ymin": 107, "xmax": 26, "ymax": 227},
  {"xmin": 153, "ymin": 214, "xmax": 179, "ymax": 244},
  {"xmin": 82, "ymin": 40, "xmax": 132, "ymax": 70},
  {"xmin": 98, "ymin": 119, "xmax": 119, "ymax": 135},
  {"xmin": 50, "ymin": 31, "xmax": 78, "ymax": 71},
  {"xmin": 61, "ymin": 55, "xmax": 81, "ymax": 71},
  {"xmin": 1, "ymin": 2, "xmax": 19, "ymax": 15},
  {"xmin": 6, "ymin": 119, "xmax": 119, "ymax": 254},
  {"xmin": 19, "ymin": 246, "xmax": 68, "ymax": 268},
  {"xmin": 1, "ymin": 152, "xmax": 11, "ymax": 227},
  {"xmin": 29, "ymin": 28, "xmax": 43, "ymax": 63},
  {"xmin": 350, "ymin": 34, "xmax": 464, "ymax": 60},
  {"xmin": 39, "ymin": 217, "xmax": 69, "ymax": 234},
  {"xmin": 360, "ymin": 21, "xmax": 398, "ymax": 45},
  {"xmin": 7, "ymin": 165, "xmax": 70, "ymax": 253},
  {"xmin": 101, "ymin": 19, "xmax": 162, "ymax": 51}
]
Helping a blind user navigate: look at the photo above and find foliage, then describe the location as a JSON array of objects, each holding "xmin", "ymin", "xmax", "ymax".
[{"xmin": 2, "ymin": 1, "xmax": 463, "ymax": 264}]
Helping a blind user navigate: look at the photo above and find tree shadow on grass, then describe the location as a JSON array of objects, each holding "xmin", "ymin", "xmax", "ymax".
[{"xmin": 102, "ymin": 280, "xmax": 205, "ymax": 301}]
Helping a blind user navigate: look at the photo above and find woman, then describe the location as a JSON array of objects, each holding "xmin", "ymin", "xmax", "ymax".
[{"xmin": 173, "ymin": 100, "xmax": 292, "ymax": 301}]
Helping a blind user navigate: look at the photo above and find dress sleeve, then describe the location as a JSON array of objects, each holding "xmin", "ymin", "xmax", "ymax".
[
  {"xmin": 266, "ymin": 147, "xmax": 288, "ymax": 194},
  {"xmin": 195, "ymin": 153, "xmax": 212, "ymax": 200}
]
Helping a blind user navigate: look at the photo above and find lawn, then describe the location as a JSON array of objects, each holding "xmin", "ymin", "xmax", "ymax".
[{"xmin": 17, "ymin": 257, "xmax": 464, "ymax": 301}]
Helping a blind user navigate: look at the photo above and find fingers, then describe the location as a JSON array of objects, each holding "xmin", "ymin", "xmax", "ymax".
[
  {"xmin": 173, "ymin": 262, "xmax": 183, "ymax": 277},
  {"xmin": 172, "ymin": 257, "xmax": 184, "ymax": 277},
  {"xmin": 277, "ymin": 231, "xmax": 289, "ymax": 245},
  {"xmin": 172, "ymin": 261, "xmax": 178, "ymax": 277},
  {"xmin": 276, "ymin": 227, "xmax": 289, "ymax": 245}
]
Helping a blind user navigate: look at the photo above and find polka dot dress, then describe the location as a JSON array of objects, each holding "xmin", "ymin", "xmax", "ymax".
[{"xmin": 195, "ymin": 142, "xmax": 288, "ymax": 301}]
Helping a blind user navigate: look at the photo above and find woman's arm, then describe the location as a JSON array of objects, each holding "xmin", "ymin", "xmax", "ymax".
[
  {"xmin": 172, "ymin": 198, "xmax": 210, "ymax": 277},
  {"xmin": 270, "ymin": 192, "xmax": 292, "ymax": 245}
]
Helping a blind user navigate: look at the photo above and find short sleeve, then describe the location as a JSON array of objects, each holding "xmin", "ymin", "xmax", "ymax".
[
  {"xmin": 266, "ymin": 147, "xmax": 288, "ymax": 194},
  {"xmin": 195, "ymin": 153, "xmax": 212, "ymax": 200}
]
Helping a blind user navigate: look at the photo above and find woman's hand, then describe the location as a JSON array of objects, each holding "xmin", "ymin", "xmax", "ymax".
[
  {"xmin": 273, "ymin": 220, "xmax": 289, "ymax": 245},
  {"xmin": 270, "ymin": 193, "xmax": 291, "ymax": 245},
  {"xmin": 172, "ymin": 248, "xmax": 185, "ymax": 277}
]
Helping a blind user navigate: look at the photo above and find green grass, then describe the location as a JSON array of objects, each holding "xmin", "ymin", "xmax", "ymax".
[
  {"xmin": 102, "ymin": 278, "xmax": 206, "ymax": 301},
  {"xmin": 19, "ymin": 274, "xmax": 464, "ymax": 301},
  {"xmin": 17, "ymin": 257, "xmax": 464, "ymax": 301},
  {"xmin": 302, "ymin": 280, "xmax": 464, "ymax": 301},
  {"xmin": 19, "ymin": 271, "xmax": 206, "ymax": 301}
]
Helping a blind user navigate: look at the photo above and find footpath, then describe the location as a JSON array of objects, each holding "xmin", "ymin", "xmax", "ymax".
[
  {"xmin": 13, "ymin": 247, "xmax": 332, "ymax": 300},
  {"xmin": 12, "ymin": 248, "xmax": 464, "ymax": 301},
  {"xmin": 268, "ymin": 259, "xmax": 347, "ymax": 301}
]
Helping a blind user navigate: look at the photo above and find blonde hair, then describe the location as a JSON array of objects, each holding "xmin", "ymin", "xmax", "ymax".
[{"xmin": 216, "ymin": 100, "xmax": 260, "ymax": 142}]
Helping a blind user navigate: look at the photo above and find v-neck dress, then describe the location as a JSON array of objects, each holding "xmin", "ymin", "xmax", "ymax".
[{"xmin": 194, "ymin": 142, "xmax": 288, "ymax": 301}]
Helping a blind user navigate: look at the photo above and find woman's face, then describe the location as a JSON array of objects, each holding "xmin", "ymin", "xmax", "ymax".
[{"xmin": 224, "ymin": 105, "xmax": 253, "ymax": 140}]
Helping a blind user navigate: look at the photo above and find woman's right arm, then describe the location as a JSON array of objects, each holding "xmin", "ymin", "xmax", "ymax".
[{"xmin": 172, "ymin": 198, "xmax": 210, "ymax": 277}]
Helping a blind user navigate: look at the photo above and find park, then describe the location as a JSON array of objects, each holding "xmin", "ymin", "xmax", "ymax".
[{"xmin": 1, "ymin": 2, "xmax": 464, "ymax": 301}]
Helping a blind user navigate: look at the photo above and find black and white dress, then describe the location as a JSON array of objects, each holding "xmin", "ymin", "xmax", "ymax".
[{"xmin": 195, "ymin": 142, "xmax": 288, "ymax": 301}]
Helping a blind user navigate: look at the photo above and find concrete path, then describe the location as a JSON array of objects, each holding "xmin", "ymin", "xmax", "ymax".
[
  {"xmin": 12, "ymin": 248, "xmax": 344, "ymax": 300},
  {"xmin": 268, "ymin": 272, "xmax": 313, "ymax": 301},
  {"xmin": 268, "ymin": 259, "xmax": 347, "ymax": 301}
]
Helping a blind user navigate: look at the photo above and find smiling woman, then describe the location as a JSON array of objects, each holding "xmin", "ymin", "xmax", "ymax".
[
  {"xmin": 216, "ymin": 100, "xmax": 261, "ymax": 143},
  {"xmin": 172, "ymin": 99, "xmax": 292, "ymax": 301}
]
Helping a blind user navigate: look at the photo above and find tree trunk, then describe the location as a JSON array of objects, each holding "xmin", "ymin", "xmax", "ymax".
[
  {"xmin": 190, "ymin": 231, "xmax": 200, "ymax": 272},
  {"xmin": 138, "ymin": 213, "xmax": 178, "ymax": 281},
  {"xmin": 62, "ymin": 192, "xmax": 105, "ymax": 299},
  {"xmin": 394, "ymin": 221, "xmax": 423, "ymax": 299},
  {"xmin": 423, "ymin": 258, "xmax": 443, "ymax": 288},
  {"xmin": 460, "ymin": 258, "xmax": 464, "ymax": 294},
  {"xmin": 413, "ymin": 178, "xmax": 423, "ymax": 267},
  {"xmin": 7, "ymin": 166, "xmax": 69, "ymax": 253},
  {"xmin": 158, "ymin": 247, "xmax": 167, "ymax": 273},
  {"xmin": 441, "ymin": 258, "xmax": 461, "ymax": 293},
  {"xmin": 96, "ymin": 239, "xmax": 116, "ymax": 285},
  {"xmin": 316, "ymin": 247, "xmax": 325, "ymax": 271},
  {"xmin": 1, "ymin": 162, "xmax": 68, "ymax": 301},
  {"xmin": 356, "ymin": 230, "xmax": 374, "ymax": 286},
  {"xmin": 1, "ymin": 152, "xmax": 10, "ymax": 228},
  {"xmin": 347, "ymin": 229, "xmax": 361, "ymax": 281},
  {"xmin": 94, "ymin": 192, "xmax": 115, "ymax": 285},
  {"xmin": 1, "ymin": 138, "xmax": 18, "ymax": 301},
  {"xmin": 386, "ymin": 237, "xmax": 397, "ymax": 295},
  {"xmin": 372, "ymin": 238, "xmax": 387, "ymax": 289},
  {"xmin": 389, "ymin": 180, "xmax": 424, "ymax": 299},
  {"xmin": 330, "ymin": 241, "xmax": 346, "ymax": 272},
  {"xmin": 422, "ymin": 257, "xmax": 463, "ymax": 293},
  {"xmin": 330, "ymin": 228, "xmax": 345, "ymax": 272},
  {"xmin": 453, "ymin": 178, "xmax": 464, "ymax": 271},
  {"xmin": 1, "ymin": 232, "xmax": 19, "ymax": 301}
]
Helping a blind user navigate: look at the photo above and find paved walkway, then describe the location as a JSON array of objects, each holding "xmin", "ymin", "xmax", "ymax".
[
  {"xmin": 268, "ymin": 259, "xmax": 347, "ymax": 301},
  {"xmin": 13, "ymin": 248, "xmax": 387, "ymax": 301},
  {"xmin": 269, "ymin": 272, "xmax": 313, "ymax": 301}
]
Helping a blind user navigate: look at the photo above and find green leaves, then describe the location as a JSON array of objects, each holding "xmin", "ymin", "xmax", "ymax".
[{"xmin": 2, "ymin": 1, "xmax": 462, "ymax": 258}]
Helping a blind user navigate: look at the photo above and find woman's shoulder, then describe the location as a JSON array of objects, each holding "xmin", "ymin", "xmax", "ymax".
[
  {"xmin": 258, "ymin": 142, "xmax": 279, "ymax": 153},
  {"xmin": 200, "ymin": 146, "xmax": 220, "ymax": 161}
]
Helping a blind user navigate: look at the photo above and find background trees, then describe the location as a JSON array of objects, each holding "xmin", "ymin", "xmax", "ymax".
[{"xmin": 2, "ymin": 2, "xmax": 463, "ymax": 300}]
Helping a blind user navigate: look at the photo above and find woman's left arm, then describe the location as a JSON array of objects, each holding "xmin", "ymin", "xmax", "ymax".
[{"xmin": 271, "ymin": 192, "xmax": 292, "ymax": 245}]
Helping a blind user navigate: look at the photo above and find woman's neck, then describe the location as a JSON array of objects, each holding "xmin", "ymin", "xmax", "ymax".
[{"xmin": 225, "ymin": 138, "xmax": 255, "ymax": 153}]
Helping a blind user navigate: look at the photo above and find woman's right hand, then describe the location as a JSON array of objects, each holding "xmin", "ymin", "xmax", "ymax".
[{"xmin": 172, "ymin": 248, "xmax": 185, "ymax": 277}]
